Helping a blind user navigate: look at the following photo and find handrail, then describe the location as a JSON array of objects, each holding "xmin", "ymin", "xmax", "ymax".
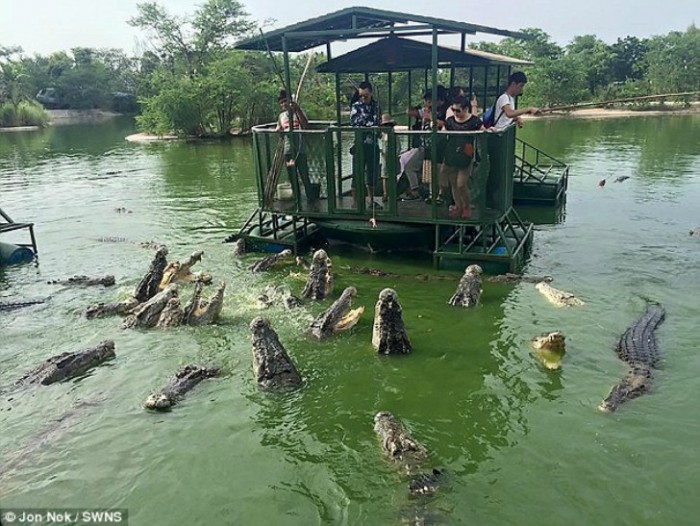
[{"xmin": 516, "ymin": 137, "xmax": 567, "ymax": 167}]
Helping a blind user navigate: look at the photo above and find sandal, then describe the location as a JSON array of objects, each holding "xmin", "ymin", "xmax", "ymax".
[
  {"xmin": 448, "ymin": 207, "xmax": 461, "ymax": 219},
  {"xmin": 461, "ymin": 208, "xmax": 471, "ymax": 219}
]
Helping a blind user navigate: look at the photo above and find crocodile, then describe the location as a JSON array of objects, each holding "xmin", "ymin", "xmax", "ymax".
[
  {"xmin": 183, "ymin": 280, "xmax": 225, "ymax": 326},
  {"xmin": 530, "ymin": 331, "xmax": 566, "ymax": 370},
  {"xmin": 256, "ymin": 285, "xmax": 302, "ymax": 310},
  {"xmin": 159, "ymin": 250, "xmax": 211, "ymax": 289},
  {"xmin": 250, "ymin": 317, "xmax": 302, "ymax": 389},
  {"xmin": 372, "ymin": 288, "xmax": 412, "ymax": 355},
  {"xmin": 599, "ymin": 304, "xmax": 665, "ymax": 412},
  {"xmin": 613, "ymin": 175, "xmax": 630, "ymax": 183},
  {"xmin": 139, "ymin": 240, "xmax": 166, "ymax": 250},
  {"xmin": 16, "ymin": 340, "xmax": 115, "ymax": 386},
  {"xmin": 48, "ymin": 275, "xmax": 115, "ymax": 287},
  {"xmin": 250, "ymin": 249, "xmax": 293, "ymax": 273},
  {"xmin": 96, "ymin": 236, "xmax": 129, "ymax": 243},
  {"xmin": 123, "ymin": 284, "xmax": 178, "ymax": 329},
  {"xmin": 448, "ymin": 264, "xmax": 483, "ymax": 307},
  {"xmin": 134, "ymin": 245, "xmax": 169, "ymax": 303},
  {"xmin": 535, "ymin": 282, "xmax": 585, "ymax": 307},
  {"xmin": 144, "ymin": 364, "xmax": 219, "ymax": 410},
  {"xmin": 310, "ymin": 286, "xmax": 365, "ymax": 340},
  {"xmin": 233, "ymin": 238, "xmax": 246, "ymax": 256},
  {"xmin": 301, "ymin": 249, "xmax": 334, "ymax": 300},
  {"xmin": 156, "ymin": 297, "xmax": 185, "ymax": 327},
  {"xmin": 0, "ymin": 299, "xmax": 47, "ymax": 312},
  {"xmin": 114, "ymin": 207, "xmax": 132, "ymax": 213},
  {"xmin": 373, "ymin": 411, "xmax": 446, "ymax": 499},
  {"xmin": 487, "ymin": 273, "xmax": 554, "ymax": 284},
  {"xmin": 84, "ymin": 297, "xmax": 139, "ymax": 319}
]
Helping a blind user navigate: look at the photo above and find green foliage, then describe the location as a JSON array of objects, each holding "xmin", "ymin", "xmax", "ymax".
[
  {"xmin": 136, "ymin": 74, "xmax": 204, "ymax": 135},
  {"xmin": 0, "ymin": 101, "xmax": 17, "ymax": 126},
  {"xmin": 129, "ymin": 0, "xmax": 255, "ymax": 77},
  {"xmin": 0, "ymin": 99, "xmax": 46, "ymax": 127},
  {"xmin": 519, "ymin": 57, "xmax": 588, "ymax": 107},
  {"xmin": 645, "ymin": 25, "xmax": 700, "ymax": 93},
  {"xmin": 16, "ymin": 100, "xmax": 48, "ymax": 126},
  {"xmin": 567, "ymin": 35, "xmax": 615, "ymax": 96},
  {"xmin": 609, "ymin": 36, "xmax": 649, "ymax": 82}
]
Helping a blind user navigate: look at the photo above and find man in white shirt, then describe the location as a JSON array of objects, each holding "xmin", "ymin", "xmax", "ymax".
[{"xmin": 492, "ymin": 71, "xmax": 539, "ymax": 129}]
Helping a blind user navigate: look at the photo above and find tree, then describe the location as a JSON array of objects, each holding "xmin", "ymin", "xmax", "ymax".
[
  {"xmin": 645, "ymin": 25, "xmax": 700, "ymax": 93},
  {"xmin": 567, "ymin": 35, "xmax": 614, "ymax": 97},
  {"xmin": 609, "ymin": 36, "xmax": 649, "ymax": 82},
  {"xmin": 129, "ymin": 0, "xmax": 255, "ymax": 77},
  {"xmin": 0, "ymin": 46, "xmax": 30, "ymax": 105}
]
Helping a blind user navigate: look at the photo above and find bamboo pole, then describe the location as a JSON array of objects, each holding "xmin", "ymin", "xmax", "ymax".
[
  {"xmin": 538, "ymin": 91, "xmax": 700, "ymax": 113},
  {"xmin": 263, "ymin": 53, "xmax": 314, "ymax": 209}
]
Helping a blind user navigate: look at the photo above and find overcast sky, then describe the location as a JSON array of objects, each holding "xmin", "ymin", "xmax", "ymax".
[{"xmin": 1, "ymin": 0, "xmax": 698, "ymax": 56}]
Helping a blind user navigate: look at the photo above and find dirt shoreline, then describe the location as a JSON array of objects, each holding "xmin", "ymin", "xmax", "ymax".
[
  {"xmin": 526, "ymin": 103, "xmax": 700, "ymax": 121},
  {"xmin": 46, "ymin": 109, "xmax": 122, "ymax": 125}
]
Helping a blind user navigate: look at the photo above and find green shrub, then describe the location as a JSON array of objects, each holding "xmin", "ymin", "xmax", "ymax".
[
  {"xmin": 0, "ymin": 102, "xmax": 18, "ymax": 127},
  {"xmin": 17, "ymin": 101, "xmax": 49, "ymax": 126}
]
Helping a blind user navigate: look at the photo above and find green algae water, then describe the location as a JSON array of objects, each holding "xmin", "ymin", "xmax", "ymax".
[{"xmin": 1, "ymin": 115, "xmax": 700, "ymax": 525}]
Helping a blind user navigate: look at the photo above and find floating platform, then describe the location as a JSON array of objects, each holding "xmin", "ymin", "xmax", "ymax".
[
  {"xmin": 230, "ymin": 209, "xmax": 323, "ymax": 254},
  {"xmin": 513, "ymin": 172, "xmax": 567, "ymax": 206},
  {"xmin": 230, "ymin": 208, "xmax": 533, "ymax": 273},
  {"xmin": 0, "ymin": 207, "xmax": 38, "ymax": 265},
  {"xmin": 513, "ymin": 139, "xmax": 569, "ymax": 207}
]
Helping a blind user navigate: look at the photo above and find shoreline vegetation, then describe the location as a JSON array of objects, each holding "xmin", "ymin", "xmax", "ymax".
[
  {"xmin": 1, "ymin": 2, "xmax": 697, "ymax": 138},
  {"xmin": 123, "ymin": 103, "xmax": 700, "ymax": 143},
  {"xmin": 1, "ymin": 103, "xmax": 697, "ymax": 138}
]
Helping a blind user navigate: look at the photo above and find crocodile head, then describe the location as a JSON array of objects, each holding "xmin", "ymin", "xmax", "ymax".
[
  {"xmin": 373, "ymin": 411, "xmax": 429, "ymax": 464},
  {"xmin": 598, "ymin": 368, "xmax": 651, "ymax": 412},
  {"xmin": 183, "ymin": 281, "xmax": 225, "ymax": 326},
  {"xmin": 310, "ymin": 286, "xmax": 364, "ymax": 340},
  {"xmin": 530, "ymin": 331, "xmax": 566, "ymax": 370},
  {"xmin": 301, "ymin": 249, "xmax": 334, "ymax": 300},
  {"xmin": 233, "ymin": 238, "xmax": 246, "ymax": 256},
  {"xmin": 250, "ymin": 249, "xmax": 294, "ymax": 273},
  {"xmin": 144, "ymin": 392, "xmax": 172, "ymax": 410},
  {"xmin": 372, "ymin": 288, "xmax": 412, "ymax": 355},
  {"xmin": 408, "ymin": 468, "xmax": 446, "ymax": 498},
  {"xmin": 134, "ymin": 245, "xmax": 169, "ymax": 302},
  {"xmin": 185, "ymin": 250, "xmax": 204, "ymax": 267},
  {"xmin": 250, "ymin": 317, "xmax": 302, "ymax": 389},
  {"xmin": 448, "ymin": 264, "xmax": 483, "ymax": 307},
  {"xmin": 123, "ymin": 284, "xmax": 178, "ymax": 329},
  {"xmin": 156, "ymin": 297, "xmax": 184, "ymax": 327}
]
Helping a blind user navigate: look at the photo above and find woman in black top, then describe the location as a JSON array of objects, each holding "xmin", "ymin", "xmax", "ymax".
[{"xmin": 440, "ymin": 95, "xmax": 485, "ymax": 219}]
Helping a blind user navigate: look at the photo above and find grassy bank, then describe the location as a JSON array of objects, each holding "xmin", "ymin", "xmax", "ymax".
[{"xmin": 0, "ymin": 101, "xmax": 49, "ymax": 127}]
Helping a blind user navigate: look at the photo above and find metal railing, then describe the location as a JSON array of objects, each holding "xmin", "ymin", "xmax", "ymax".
[
  {"xmin": 514, "ymin": 138, "xmax": 569, "ymax": 186},
  {"xmin": 251, "ymin": 122, "xmax": 518, "ymax": 224}
]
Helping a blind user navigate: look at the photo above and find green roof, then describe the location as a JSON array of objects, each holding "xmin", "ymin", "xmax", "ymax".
[
  {"xmin": 235, "ymin": 6, "xmax": 530, "ymax": 52},
  {"xmin": 316, "ymin": 36, "xmax": 532, "ymax": 73}
]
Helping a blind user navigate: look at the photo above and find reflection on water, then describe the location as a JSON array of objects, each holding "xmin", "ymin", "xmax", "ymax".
[{"xmin": 1, "ymin": 116, "xmax": 700, "ymax": 525}]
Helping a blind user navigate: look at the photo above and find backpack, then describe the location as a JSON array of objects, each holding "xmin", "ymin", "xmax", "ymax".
[{"xmin": 483, "ymin": 97, "xmax": 505, "ymax": 129}]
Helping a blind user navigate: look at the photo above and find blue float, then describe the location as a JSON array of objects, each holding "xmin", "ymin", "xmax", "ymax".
[{"xmin": 0, "ymin": 241, "xmax": 35, "ymax": 265}]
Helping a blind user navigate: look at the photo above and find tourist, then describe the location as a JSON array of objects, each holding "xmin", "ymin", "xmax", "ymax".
[
  {"xmin": 492, "ymin": 72, "xmax": 539, "ymax": 129},
  {"xmin": 275, "ymin": 89, "xmax": 313, "ymax": 199},
  {"xmin": 350, "ymin": 81, "xmax": 382, "ymax": 209},
  {"xmin": 441, "ymin": 95, "xmax": 485, "ymax": 219}
]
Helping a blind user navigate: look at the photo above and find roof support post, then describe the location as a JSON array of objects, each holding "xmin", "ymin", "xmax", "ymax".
[{"xmin": 430, "ymin": 27, "xmax": 439, "ymax": 220}]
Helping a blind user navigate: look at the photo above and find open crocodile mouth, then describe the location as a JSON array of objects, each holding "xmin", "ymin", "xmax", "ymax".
[{"xmin": 334, "ymin": 306, "xmax": 365, "ymax": 331}]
